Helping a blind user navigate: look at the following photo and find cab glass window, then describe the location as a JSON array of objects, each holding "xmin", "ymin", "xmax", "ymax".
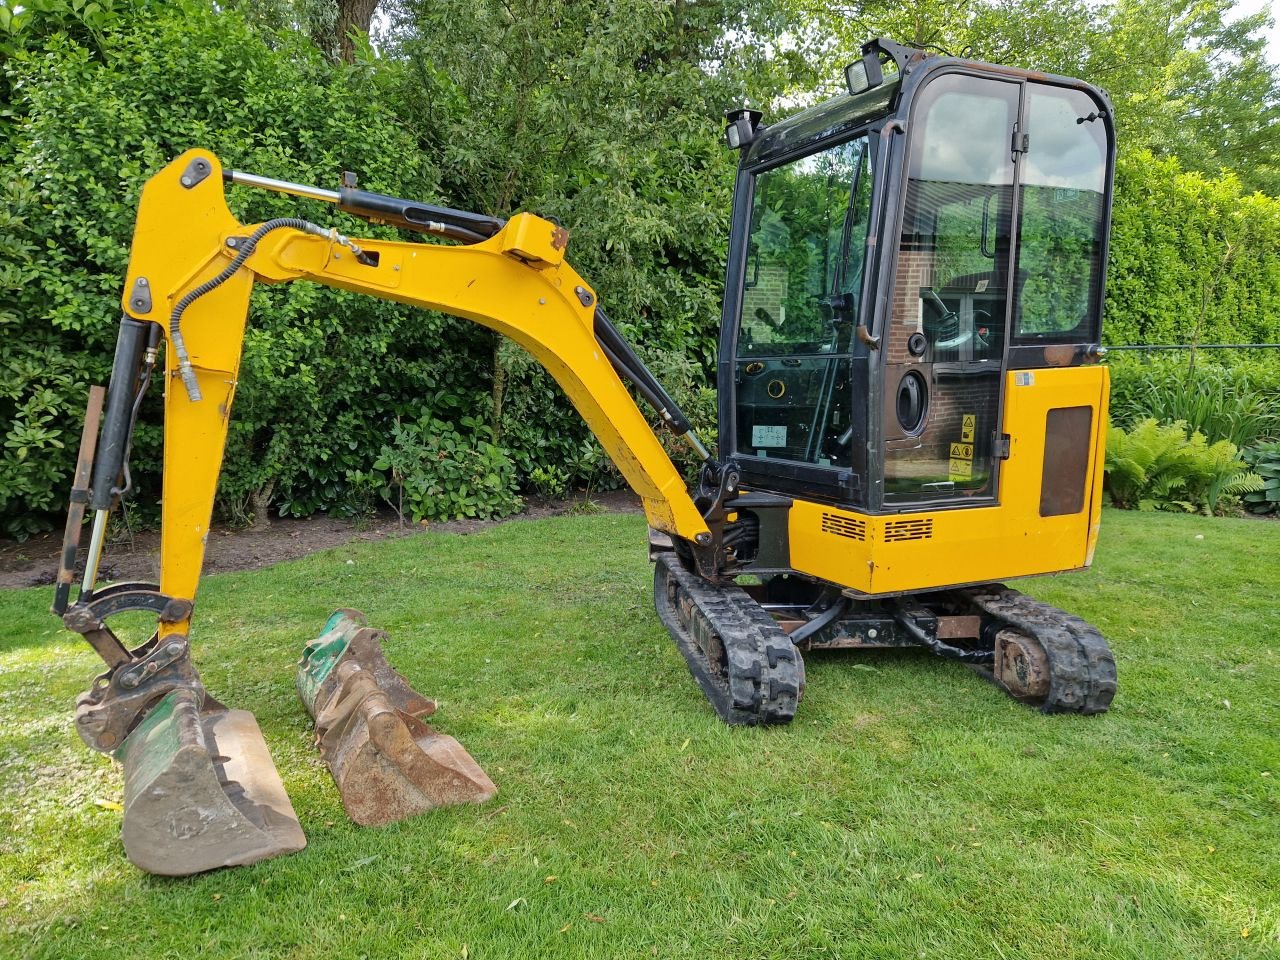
[
  {"xmin": 738, "ymin": 137, "xmax": 870, "ymax": 357},
  {"xmin": 1013, "ymin": 86, "xmax": 1109, "ymax": 340}
]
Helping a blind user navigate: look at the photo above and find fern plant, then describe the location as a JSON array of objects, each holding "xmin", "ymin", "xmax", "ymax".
[{"xmin": 1106, "ymin": 419, "xmax": 1262, "ymax": 514}]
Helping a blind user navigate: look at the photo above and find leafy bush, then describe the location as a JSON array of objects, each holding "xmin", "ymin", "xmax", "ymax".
[
  {"xmin": 1107, "ymin": 356, "xmax": 1280, "ymax": 448},
  {"xmin": 1241, "ymin": 441, "xmax": 1280, "ymax": 515},
  {"xmin": 1105, "ymin": 418, "xmax": 1262, "ymax": 514},
  {"xmin": 0, "ymin": 3, "xmax": 500, "ymax": 535},
  {"xmin": 373, "ymin": 416, "xmax": 521, "ymax": 523}
]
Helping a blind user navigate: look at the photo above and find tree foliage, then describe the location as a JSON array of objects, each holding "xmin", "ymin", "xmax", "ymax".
[
  {"xmin": 1106, "ymin": 149, "xmax": 1280, "ymax": 348},
  {"xmin": 0, "ymin": 3, "xmax": 491, "ymax": 535},
  {"xmin": 800, "ymin": 0, "xmax": 1280, "ymax": 195}
]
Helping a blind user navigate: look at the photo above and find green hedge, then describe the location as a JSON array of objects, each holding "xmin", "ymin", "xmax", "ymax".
[
  {"xmin": 0, "ymin": 4, "xmax": 733, "ymax": 537},
  {"xmin": 1106, "ymin": 151, "xmax": 1280, "ymax": 348}
]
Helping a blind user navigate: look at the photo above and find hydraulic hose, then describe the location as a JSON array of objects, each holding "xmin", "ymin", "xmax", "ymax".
[
  {"xmin": 789, "ymin": 596, "xmax": 850, "ymax": 645},
  {"xmin": 168, "ymin": 217, "xmax": 362, "ymax": 401}
]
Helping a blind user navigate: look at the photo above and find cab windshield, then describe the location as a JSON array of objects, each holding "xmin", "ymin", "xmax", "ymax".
[
  {"xmin": 733, "ymin": 135, "xmax": 873, "ymax": 468},
  {"xmin": 738, "ymin": 137, "xmax": 872, "ymax": 357}
]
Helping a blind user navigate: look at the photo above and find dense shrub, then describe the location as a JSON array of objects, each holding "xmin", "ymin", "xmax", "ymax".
[
  {"xmin": 0, "ymin": 2, "xmax": 743, "ymax": 536},
  {"xmin": 1242, "ymin": 441, "xmax": 1280, "ymax": 515},
  {"xmin": 0, "ymin": 4, "xmax": 499, "ymax": 535},
  {"xmin": 372, "ymin": 416, "xmax": 522, "ymax": 523},
  {"xmin": 1107, "ymin": 355, "xmax": 1280, "ymax": 448},
  {"xmin": 1106, "ymin": 151, "xmax": 1280, "ymax": 349}
]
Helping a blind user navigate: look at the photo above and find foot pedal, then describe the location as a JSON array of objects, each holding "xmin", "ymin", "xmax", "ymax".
[
  {"xmin": 117, "ymin": 688, "xmax": 306, "ymax": 876},
  {"xmin": 298, "ymin": 610, "xmax": 496, "ymax": 827}
]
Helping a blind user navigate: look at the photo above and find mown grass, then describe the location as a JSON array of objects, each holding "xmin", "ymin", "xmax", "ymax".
[{"xmin": 0, "ymin": 509, "xmax": 1276, "ymax": 959}]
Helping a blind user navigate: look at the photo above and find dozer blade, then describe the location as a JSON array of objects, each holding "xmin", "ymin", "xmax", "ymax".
[
  {"xmin": 297, "ymin": 610, "xmax": 496, "ymax": 827},
  {"xmin": 116, "ymin": 687, "xmax": 305, "ymax": 876}
]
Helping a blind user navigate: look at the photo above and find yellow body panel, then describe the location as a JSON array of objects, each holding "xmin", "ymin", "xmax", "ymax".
[
  {"xmin": 787, "ymin": 366, "xmax": 1110, "ymax": 596},
  {"xmin": 120, "ymin": 152, "xmax": 709, "ymax": 638}
]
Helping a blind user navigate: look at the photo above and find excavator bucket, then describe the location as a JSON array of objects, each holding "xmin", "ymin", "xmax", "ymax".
[
  {"xmin": 115, "ymin": 687, "xmax": 306, "ymax": 876},
  {"xmin": 297, "ymin": 610, "xmax": 496, "ymax": 826}
]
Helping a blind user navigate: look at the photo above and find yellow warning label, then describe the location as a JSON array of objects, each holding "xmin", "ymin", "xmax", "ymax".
[
  {"xmin": 961, "ymin": 414, "xmax": 976, "ymax": 443},
  {"xmin": 949, "ymin": 442, "xmax": 974, "ymax": 460},
  {"xmin": 948, "ymin": 458, "xmax": 974, "ymax": 480}
]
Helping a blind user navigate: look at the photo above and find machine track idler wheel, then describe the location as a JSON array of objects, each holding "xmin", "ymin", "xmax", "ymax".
[
  {"xmin": 653, "ymin": 554, "xmax": 803, "ymax": 725},
  {"xmin": 961, "ymin": 585, "xmax": 1117, "ymax": 714}
]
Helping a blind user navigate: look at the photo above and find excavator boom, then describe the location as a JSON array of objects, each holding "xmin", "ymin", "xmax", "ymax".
[
  {"xmin": 126, "ymin": 151, "xmax": 710, "ymax": 624},
  {"xmin": 55, "ymin": 151, "xmax": 721, "ymax": 875}
]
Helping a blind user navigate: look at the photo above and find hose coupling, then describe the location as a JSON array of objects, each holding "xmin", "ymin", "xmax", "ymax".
[{"xmin": 177, "ymin": 360, "xmax": 202, "ymax": 402}]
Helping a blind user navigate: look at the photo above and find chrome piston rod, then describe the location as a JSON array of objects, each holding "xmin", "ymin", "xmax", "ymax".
[{"xmin": 224, "ymin": 170, "xmax": 340, "ymax": 204}]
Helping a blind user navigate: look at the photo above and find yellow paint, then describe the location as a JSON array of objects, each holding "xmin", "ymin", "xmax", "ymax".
[
  {"xmin": 788, "ymin": 365, "xmax": 1109, "ymax": 596},
  {"xmin": 121, "ymin": 151, "xmax": 709, "ymax": 637}
]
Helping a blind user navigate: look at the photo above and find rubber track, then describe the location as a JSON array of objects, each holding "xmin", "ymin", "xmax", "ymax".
[
  {"xmin": 959, "ymin": 584, "xmax": 1117, "ymax": 714},
  {"xmin": 653, "ymin": 554, "xmax": 804, "ymax": 725}
]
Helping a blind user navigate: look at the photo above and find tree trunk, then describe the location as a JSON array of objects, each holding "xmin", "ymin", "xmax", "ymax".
[
  {"xmin": 250, "ymin": 478, "xmax": 276, "ymax": 530},
  {"xmin": 338, "ymin": 0, "xmax": 380, "ymax": 64}
]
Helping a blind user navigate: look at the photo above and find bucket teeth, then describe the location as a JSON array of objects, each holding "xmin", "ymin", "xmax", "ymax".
[
  {"xmin": 298, "ymin": 610, "xmax": 496, "ymax": 827},
  {"xmin": 116, "ymin": 687, "xmax": 305, "ymax": 876}
]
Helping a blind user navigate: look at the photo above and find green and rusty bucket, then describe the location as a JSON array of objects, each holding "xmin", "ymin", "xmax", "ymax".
[
  {"xmin": 297, "ymin": 609, "xmax": 496, "ymax": 826},
  {"xmin": 116, "ymin": 687, "xmax": 305, "ymax": 876}
]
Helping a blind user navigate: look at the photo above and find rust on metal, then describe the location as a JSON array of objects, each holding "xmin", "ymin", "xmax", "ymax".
[
  {"xmin": 74, "ymin": 636, "xmax": 207, "ymax": 753},
  {"xmin": 935, "ymin": 614, "xmax": 982, "ymax": 640},
  {"xmin": 993, "ymin": 628, "xmax": 1050, "ymax": 700},
  {"xmin": 313, "ymin": 662, "xmax": 496, "ymax": 826},
  {"xmin": 53, "ymin": 386, "xmax": 106, "ymax": 609},
  {"xmin": 1043, "ymin": 344, "xmax": 1075, "ymax": 367},
  {"xmin": 298, "ymin": 611, "xmax": 496, "ymax": 827}
]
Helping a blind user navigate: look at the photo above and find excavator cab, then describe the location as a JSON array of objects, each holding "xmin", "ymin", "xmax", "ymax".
[
  {"xmin": 724, "ymin": 41, "xmax": 1112, "ymax": 508},
  {"xmin": 50, "ymin": 38, "xmax": 1117, "ymax": 877},
  {"xmin": 714, "ymin": 40, "xmax": 1114, "ymax": 588}
]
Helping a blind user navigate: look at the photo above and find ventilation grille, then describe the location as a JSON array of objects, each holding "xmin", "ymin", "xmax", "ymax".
[
  {"xmin": 883, "ymin": 518, "xmax": 934, "ymax": 542},
  {"xmin": 821, "ymin": 512, "xmax": 866, "ymax": 541}
]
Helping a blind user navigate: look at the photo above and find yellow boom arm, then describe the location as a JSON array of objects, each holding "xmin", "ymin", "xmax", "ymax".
[{"xmin": 119, "ymin": 151, "xmax": 709, "ymax": 639}]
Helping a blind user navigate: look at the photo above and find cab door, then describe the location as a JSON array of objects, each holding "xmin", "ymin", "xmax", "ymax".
[
  {"xmin": 728, "ymin": 134, "xmax": 875, "ymax": 505},
  {"xmin": 880, "ymin": 74, "xmax": 1021, "ymax": 508}
]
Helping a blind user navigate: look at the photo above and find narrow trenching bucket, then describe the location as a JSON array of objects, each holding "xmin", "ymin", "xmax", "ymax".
[
  {"xmin": 297, "ymin": 610, "xmax": 496, "ymax": 827},
  {"xmin": 116, "ymin": 687, "xmax": 306, "ymax": 876}
]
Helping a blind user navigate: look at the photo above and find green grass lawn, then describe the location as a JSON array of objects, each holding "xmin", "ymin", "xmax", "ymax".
[{"xmin": 1, "ymin": 509, "xmax": 1276, "ymax": 959}]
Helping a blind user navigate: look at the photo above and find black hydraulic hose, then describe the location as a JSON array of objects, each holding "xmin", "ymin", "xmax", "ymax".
[
  {"xmin": 789, "ymin": 596, "xmax": 850, "ymax": 645},
  {"xmin": 89, "ymin": 317, "xmax": 151, "ymax": 512},
  {"xmin": 168, "ymin": 217, "xmax": 341, "ymax": 401},
  {"xmin": 337, "ymin": 183, "xmax": 505, "ymax": 243},
  {"xmin": 592, "ymin": 306, "xmax": 692, "ymax": 435},
  {"xmin": 894, "ymin": 609, "xmax": 994, "ymax": 663},
  {"xmin": 113, "ymin": 324, "xmax": 163, "ymax": 501},
  {"xmin": 597, "ymin": 338, "xmax": 671, "ymax": 430}
]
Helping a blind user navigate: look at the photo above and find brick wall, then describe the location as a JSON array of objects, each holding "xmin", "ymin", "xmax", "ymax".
[{"xmin": 886, "ymin": 249, "xmax": 936, "ymax": 363}]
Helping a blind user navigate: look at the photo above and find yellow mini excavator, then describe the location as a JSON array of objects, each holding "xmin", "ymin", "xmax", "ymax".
[{"xmin": 53, "ymin": 39, "xmax": 1117, "ymax": 875}]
